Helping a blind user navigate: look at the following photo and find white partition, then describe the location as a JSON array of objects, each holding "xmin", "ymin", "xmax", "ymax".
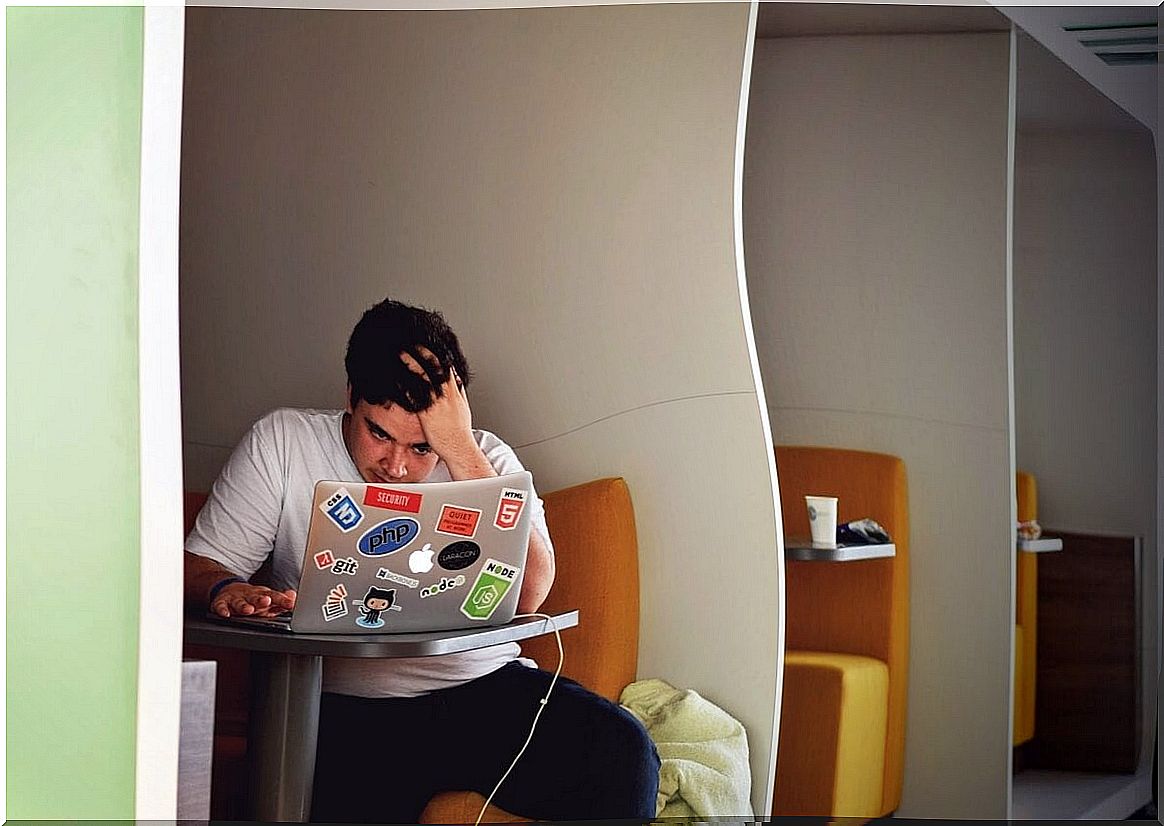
[
  {"xmin": 744, "ymin": 32, "xmax": 1014, "ymax": 818},
  {"xmin": 179, "ymin": 3, "xmax": 781, "ymax": 813}
]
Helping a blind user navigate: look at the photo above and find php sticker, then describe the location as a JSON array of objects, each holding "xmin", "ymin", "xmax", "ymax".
[
  {"xmin": 420, "ymin": 575, "xmax": 466, "ymax": 599},
  {"xmin": 460, "ymin": 558, "xmax": 521, "ymax": 621},
  {"xmin": 376, "ymin": 568, "xmax": 419, "ymax": 589},
  {"xmin": 494, "ymin": 488, "xmax": 528, "ymax": 530},
  {"xmin": 363, "ymin": 486, "xmax": 423, "ymax": 514},
  {"xmin": 331, "ymin": 557, "xmax": 359, "ymax": 575},
  {"xmin": 321, "ymin": 488, "xmax": 364, "ymax": 533},
  {"xmin": 438, "ymin": 541, "xmax": 481, "ymax": 571},
  {"xmin": 436, "ymin": 504, "xmax": 482, "ymax": 538},
  {"xmin": 356, "ymin": 517, "xmax": 420, "ymax": 557},
  {"xmin": 314, "ymin": 549, "xmax": 336, "ymax": 570}
]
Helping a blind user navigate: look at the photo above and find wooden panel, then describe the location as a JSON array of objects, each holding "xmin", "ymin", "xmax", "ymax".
[{"xmin": 1028, "ymin": 531, "xmax": 1140, "ymax": 772}]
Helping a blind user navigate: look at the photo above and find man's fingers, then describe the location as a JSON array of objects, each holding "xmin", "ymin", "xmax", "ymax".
[{"xmin": 401, "ymin": 348, "xmax": 446, "ymax": 395}]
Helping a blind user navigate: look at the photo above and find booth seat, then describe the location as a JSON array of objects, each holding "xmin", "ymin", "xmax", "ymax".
[
  {"xmin": 184, "ymin": 478, "xmax": 642, "ymax": 823},
  {"xmin": 1013, "ymin": 470, "xmax": 1038, "ymax": 747},
  {"xmin": 772, "ymin": 446, "xmax": 910, "ymax": 819},
  {"xmin": 419, "ymin": 476, "xmax": 641, "ymax": 823}
]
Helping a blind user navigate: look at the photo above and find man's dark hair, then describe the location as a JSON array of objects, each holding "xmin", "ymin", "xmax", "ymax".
[{"xmin": 345, "ymin": 298, "xmax": 472, "ymax": 413}]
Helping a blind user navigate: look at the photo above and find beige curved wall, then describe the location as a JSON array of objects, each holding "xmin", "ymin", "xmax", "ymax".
[{"xmin": 179, "ymin": 3, "xmax": 781, "ymax": 813}]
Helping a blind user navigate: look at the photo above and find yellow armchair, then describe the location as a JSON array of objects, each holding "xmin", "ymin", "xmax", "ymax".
[
  {"xmin": 1013, "ymin": 471, "xmax": 1038, "ymax": 746},
  {"xmin": 772, "ymin": 446, "xmax": 910, "ymax": 819}
]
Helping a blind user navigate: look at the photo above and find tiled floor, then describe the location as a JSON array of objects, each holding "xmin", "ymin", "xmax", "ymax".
[{"xmin": 1011, "ymin": 767, "xmax": 1154, "ymax": 820}]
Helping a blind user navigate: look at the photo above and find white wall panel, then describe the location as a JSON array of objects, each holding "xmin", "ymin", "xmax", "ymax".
[
  {"xmin": 745, "ymin": 32, "xmax": 1013, "ymax": 818},
  {"xmin": 180, "ymin": 3, "xmax": 780, "ymax": 813}
]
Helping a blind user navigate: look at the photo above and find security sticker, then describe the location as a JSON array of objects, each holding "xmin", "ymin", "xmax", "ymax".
[
  {"xmin": 420, "ymin": 575, "xmax": 466, "ymax": 599},
  {"xmin": 314, "ymin": 549, "xmax": 336, "ymax": 570},
  {"xmin": 363, "ymin": 486, "xmax": 423, "ymax": 514},
  {"xmin": 322, "ymin": 599, "xmax": 348, "ymax": 622},
  {"xmin": 494, "ymin": 488, "xmax": 528, "ymax": 531},
  {"xmin": 331, "ymin": 557, "xmax": 359, "ymax": 575},
  {"xmin": 437, "ymin": 541, "xmax": 481, "ymax": 571},
  {"xmin": 327, "ymin": 583, "xmax": 348, "ymax": 602},
  {"xmin": 321, "ymin": 487, "xmax": 365, "ymax": 533},
  {"xmin": 376, "ymin": 568, "xmax": 419, "ymax": 589},
  {"xmin": 436, "ymin": 505, "xmax": 482, "ymax": 538},
  {"xmin": 460, "ymin": 558, "xmax": 521, "ymax": 621},
  {"xmin": 357, "ymin": 517, "xmax": 420, "ymax": 557}
]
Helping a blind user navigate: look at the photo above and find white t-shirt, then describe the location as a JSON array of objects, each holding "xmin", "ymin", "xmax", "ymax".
[{"xmin": 186, "ymin": 407, "xmax": 554, "ymax": 698}]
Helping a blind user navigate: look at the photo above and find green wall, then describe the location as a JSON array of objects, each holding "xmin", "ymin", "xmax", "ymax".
[{"xmin": 7, "ymin": 7, "xmax": 144, "ymax": 818}]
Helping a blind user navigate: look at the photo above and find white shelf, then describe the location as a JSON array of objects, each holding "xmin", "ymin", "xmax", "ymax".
[{"xmin": 1017, "ymin": 537, "xmax": 1063, "ymax": 553}]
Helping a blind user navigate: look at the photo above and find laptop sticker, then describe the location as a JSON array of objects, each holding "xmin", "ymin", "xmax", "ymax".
[
  {"xmin": 376, "ymin": 568, "xmax": 419, "ymax": 589},
  {"xmin": 314, "ymin": 549, "xmax": 336, "ymax": 570},
  {"xmin": 321, "ymin": 488, "xmax": 365, "ymax": 533},
  {"xmin": 321, "ymin": 600, "xmax": 349, "ymax": 622},
  {"xmin": 420, "ymin": 575, "xmax": 466, "ymax": 599},
  {"xmin": 494, "ymin": 488, "xmax": 528, "ymax": 531},
  {"xmin": 331, "ymin": 557, "xmax": 359, "ymax": 575},
  {"xmin": 436, "ymin": 504, "xmax": 482, "ymax": 538},
  {"xmin": 363, "ymin": 486, "xmax": 423, "ymax": 514},
  {"xmin": 460, "ymin": 558, "xmax": 521, "ymax": 621},
  {"xmin": 356, "ymin": 517, "xmax": 420, "ymax": 557},
  {"xmin": 408, "ymin": 543, "xmax": 436, "ymax": 574},
  {"xmin": 437, "ymin": 541, "xmax": 481, "ymax": 571},
  {"xmin": 356, "ymin": 586, "xmax": 397, "ymax": 629},
  {"xmin": 327, "ymin": 583, "xmax": 348, "ymax": 602}
]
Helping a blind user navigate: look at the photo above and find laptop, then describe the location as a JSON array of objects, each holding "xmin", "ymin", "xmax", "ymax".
[{"xmin": 213, "ymin": 470, "xmax": 535, "ymax": 634}]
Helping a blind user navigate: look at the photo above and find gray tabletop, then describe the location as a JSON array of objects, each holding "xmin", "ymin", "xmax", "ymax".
[
  {"xmin": 184, "ymin": 610, "xmax": 579, "ymax": 657},
  {"xmin": 784, "ymin": 539, "xmax": 896, "ymax": 562}
]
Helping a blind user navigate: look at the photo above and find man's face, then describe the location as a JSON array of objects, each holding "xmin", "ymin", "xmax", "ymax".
[{"xmin": 343, "ymin": 397, "xmax": 441, "ymax": 484}]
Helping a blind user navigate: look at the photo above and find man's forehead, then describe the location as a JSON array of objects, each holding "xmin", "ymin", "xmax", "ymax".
[{"xmin": 363, "ymin": 401, "xmax": 425, "ymax": 441}]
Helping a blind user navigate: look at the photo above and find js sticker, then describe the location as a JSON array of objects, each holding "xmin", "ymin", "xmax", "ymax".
[
  {"xmin": 460, "ymin": 558, "xmax": 521, "ymax": 621},
  {"xmin": 321, "ymin": 488, "xmax": 364, "ymax": 533}
]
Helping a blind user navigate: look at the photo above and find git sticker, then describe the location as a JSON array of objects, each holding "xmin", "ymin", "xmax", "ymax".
[
  {"xmin": 314, "ymin": 549, "xmax": 336, "ymax": 570},
  {"xmin": 436, "ymin": 504, "xmax": 481, "ymax": 538},
  {"xmin": 460, "ymin": 558, "xmax": 521, "ymax": 621},
  {"xmin": 321, "ymin": 488, "xmax": 364, "ymax": 533},
  {"xmin": 494, "ymin": 488, "xmax": 528, "ymax": 531}
]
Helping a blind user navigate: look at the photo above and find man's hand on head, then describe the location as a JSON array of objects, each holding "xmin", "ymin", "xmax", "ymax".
[
  {"xmin": 210, "ymin": 582, "xmax": 298, "ymax": 618},
  {"xmin": 400, "ymin": 347, "xmax": 492, "ymax": 479}
]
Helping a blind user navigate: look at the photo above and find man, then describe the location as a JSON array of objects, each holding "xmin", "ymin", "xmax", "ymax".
[{"xmin": 183, "ymin": 298, "xmax": 660, "ymax": 823}]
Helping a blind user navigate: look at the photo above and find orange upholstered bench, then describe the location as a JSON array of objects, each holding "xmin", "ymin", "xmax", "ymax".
[
  {"xmin": 771, "ymin": 446, "xmax": 910, "ymax": 819},
  {"xmin": 1013, "ymin": 470, "xmax": 1038, "ymax": 747}
]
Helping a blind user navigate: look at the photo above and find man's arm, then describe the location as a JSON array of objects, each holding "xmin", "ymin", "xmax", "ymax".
[{"xmin": 185, "ymin": 551, "xmax": 296, "ymax": 617}]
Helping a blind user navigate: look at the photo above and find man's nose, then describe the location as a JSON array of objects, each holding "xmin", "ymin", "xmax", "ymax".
[{"xmin": 384, "ymin": 445, "xmax": 409, "ymax": 477}]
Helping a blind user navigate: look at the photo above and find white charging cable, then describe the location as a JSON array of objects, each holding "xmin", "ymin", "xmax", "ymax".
[{"xmin": 475, "ymin": 612, "xmax": 564, "ymax": 826}]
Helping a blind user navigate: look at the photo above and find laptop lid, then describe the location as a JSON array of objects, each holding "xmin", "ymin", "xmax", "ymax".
[{"xmin": 285, "ymin": 471, "xmax": 535, "ymax": 634}]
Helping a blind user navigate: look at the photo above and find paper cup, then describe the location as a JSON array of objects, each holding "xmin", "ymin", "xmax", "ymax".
[{"xmin": 806, "ymin": 495, "xmax": 839, "ymax": 547}]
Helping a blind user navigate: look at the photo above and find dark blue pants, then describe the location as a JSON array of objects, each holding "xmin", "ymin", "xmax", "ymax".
[{"xmin": 310, "ymin": 662, "xmax": 660, "ymax": 823}]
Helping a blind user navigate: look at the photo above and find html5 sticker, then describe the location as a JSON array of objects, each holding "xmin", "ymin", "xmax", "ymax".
[
  {"xmin": 363, "ymin": 486, "xmax": 423, "ymax": 514},
  {"xmin": 493, "ymin": 488, "xmax": 528, "ymax": 531},
  {"xmin": 436, "ymin": 504, "xmax": 482, "ymax": 538}
]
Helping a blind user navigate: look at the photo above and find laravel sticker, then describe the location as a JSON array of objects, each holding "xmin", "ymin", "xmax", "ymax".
[
  {"xmin": 363, "ymin": 486, "xmax": 423, "ymax": 514},
  {"xmin": 436, "ymin": 504, "xmax": 482, "ymax": 538},
  {"xmin": 494, "ymin": 488, "xmax": 528, "ymax": 531}
]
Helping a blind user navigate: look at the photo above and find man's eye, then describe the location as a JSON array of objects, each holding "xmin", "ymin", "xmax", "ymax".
[
  {"xmin": 371, "ymin": 430, "xmax": 389, "ymax": 441},
  {"xmin": 413, "ymin": 446, "xmax": 431, "ymax": 456}
]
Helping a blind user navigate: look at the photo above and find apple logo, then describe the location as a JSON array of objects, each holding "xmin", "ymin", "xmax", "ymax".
[{"xmin": 409, "ymin": 542, "xmax": 436, "ymax": 574}]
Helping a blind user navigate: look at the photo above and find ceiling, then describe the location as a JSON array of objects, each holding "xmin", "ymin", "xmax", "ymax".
[{"xmin": 753, "ymin": 2, "xmax": 1157, "ymax": 136}]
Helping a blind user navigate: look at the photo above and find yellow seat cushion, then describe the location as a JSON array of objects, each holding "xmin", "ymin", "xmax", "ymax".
[
  {"xmin": 1013, "ymin": 624, "xmax": 1031, "ymax": 746},
  {"xmin": 773, "ymin": 651, "xmax": 889, "ymax": 818},
  {"xmin": 1014, "ymin": 471, "xmax": 1037, "ymax": 746}
]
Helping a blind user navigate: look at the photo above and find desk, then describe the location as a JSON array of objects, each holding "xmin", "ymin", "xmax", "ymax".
[
  {"xmin": 184, "ymin": 610, "xmax": 579, "ymax": 822},
  {"xmin": 784, "ymin": 539, "xmax": 896, "ymax": 562}
]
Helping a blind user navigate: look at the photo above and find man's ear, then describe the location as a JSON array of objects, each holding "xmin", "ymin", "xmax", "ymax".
[{"xmin": 344, "ymin": 384, "xmax": 354, "ymax": 415}]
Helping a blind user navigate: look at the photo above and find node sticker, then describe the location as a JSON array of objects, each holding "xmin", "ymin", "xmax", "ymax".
[
  {"xmin": 321, "ymin": 487, "xmax": 364, "ymax": 533},
  {"xmin": 357, "ymin": 517, "xmax": 420, "ymax": 557},
  {"xmin": 438, "ymin": 541, "xmax": 481, "ymax": 571},
  {"xmin": 436, "ymin": 504, "xmax": 482, "ymax": 538},
  {"xmin": 420, "ymin": 575, "xmax": 466, "ymax": 599},
  {"xmin": 376, "ymin": 568, "xmax": 419, "ymax": 589},
  {"xmin": 314, "ymin": 549, "xmax": 336, "ymax": 570},
  {"xmin": 363, "ymin": 486, "xmax": 423, "ymax": 514},
  {"xmin": 494, "ymin": 488, "xmax": 528, "ymax": 531},
  {"xmin": 460, "ymin": 558, "xmax": 521, "ymax": 621}
]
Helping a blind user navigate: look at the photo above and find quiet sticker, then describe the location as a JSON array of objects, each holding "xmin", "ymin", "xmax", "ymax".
[
  {"xmin": 436, "ymin": 504, "xmax": 482, "ymax": 538},
  {"xmin": 460, "ymin": 558, "xmax": 521, "ymax": 621},
  {"xmin": 320, "ymin": 488, "xmax": 364, "ymax": 533},
  {"xmin": 363, "ymin": 486, "xmax": 423, "ymax": 514},
  {"xmin": 493, "ymin": 488, "xmax": 528, "ymax": 531}
]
